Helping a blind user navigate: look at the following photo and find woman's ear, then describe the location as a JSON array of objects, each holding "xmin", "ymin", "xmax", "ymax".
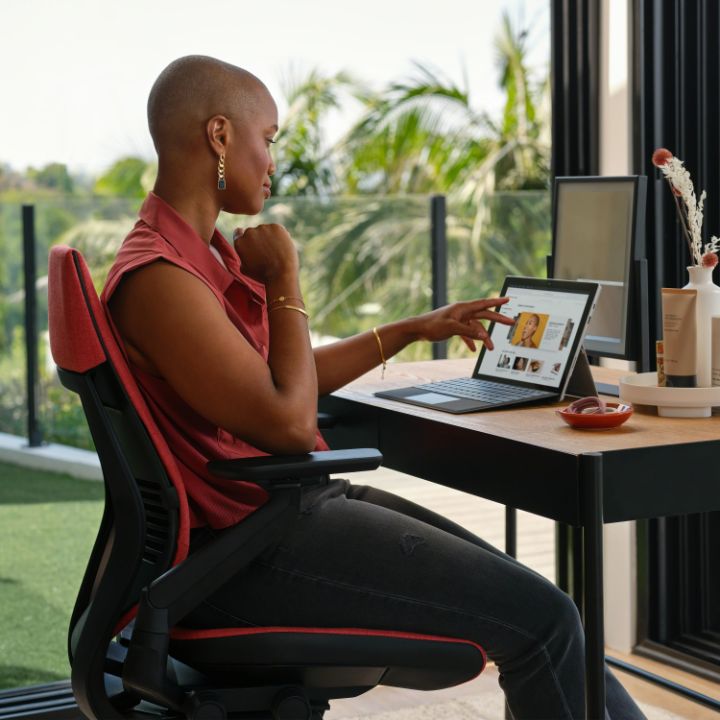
[{"xmin": 206, "ymin": 115, "xmax": 230, "ymax": 156}]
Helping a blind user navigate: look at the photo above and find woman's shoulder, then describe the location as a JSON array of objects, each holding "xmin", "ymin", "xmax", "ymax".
[{"xmin": 102, "ymin": 222, "xmax": 197, "ymax": 304}]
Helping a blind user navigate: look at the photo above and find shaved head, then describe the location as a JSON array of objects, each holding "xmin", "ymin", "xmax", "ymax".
[{"xmin": 147, "ymin": 55, "xmax": 268, "ymax": 154}]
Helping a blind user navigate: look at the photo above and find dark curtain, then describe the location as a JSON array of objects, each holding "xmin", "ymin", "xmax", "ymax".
[
  {"xmin": 632, "ymin": 0, "xmax": 720, "ymax": 674},
  {"xmin": 550, "ymin": 0, "xmax": 600, "ymax": 177},
  {"xmin": 552, "ymin": 0, "xmax": 720, "ymax": 674},
  {"xmin": 632, "ymin": 0, "xmax": 720, "ymax": 342}
]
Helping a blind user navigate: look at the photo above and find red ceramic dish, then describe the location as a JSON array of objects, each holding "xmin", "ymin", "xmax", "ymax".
[{"xmin": 556, "ymin": 401, "xmax": 634, "ymax": 429}]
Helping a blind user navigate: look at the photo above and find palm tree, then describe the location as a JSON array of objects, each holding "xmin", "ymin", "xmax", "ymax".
[
  {"xmin": 248, "ymin": 10, "xmax": 551, "ymax": 357},
  {"xmin": 271, "ymin": 69, "xmax": 364, "ymax": 196},
  {"xmin": 337, "ymin": 62, "xmax": 492, "ymax": 195}
]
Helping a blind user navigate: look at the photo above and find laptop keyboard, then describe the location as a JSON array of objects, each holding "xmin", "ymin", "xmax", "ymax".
[{"xmin": 414, "ymin": 377, "xmax": 552, "ymax": 403}]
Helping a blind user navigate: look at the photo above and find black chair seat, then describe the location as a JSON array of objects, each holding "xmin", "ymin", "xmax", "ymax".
[{"xmin": 169, "ymin": 626, "xmax": 486, "ymax": 691}]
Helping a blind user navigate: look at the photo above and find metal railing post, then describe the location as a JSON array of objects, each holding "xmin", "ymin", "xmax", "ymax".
[
  {"xmin": 430, "ymin": 195, "xmax": 448, "ymax": 360},
  {"xmin": 22, "ymin": 204, "xmax": 43, "ymax": 447}
]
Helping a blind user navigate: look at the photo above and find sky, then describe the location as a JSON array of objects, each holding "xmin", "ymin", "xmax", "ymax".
[{"xmin": 1, "ymin": 0, "xmax": 549, "ymax": 176}]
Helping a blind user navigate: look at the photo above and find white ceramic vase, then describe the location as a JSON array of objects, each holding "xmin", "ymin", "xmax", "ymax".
[{"xmin": 683, "ymin": 265, "xmax": 720, "ymax": 387}]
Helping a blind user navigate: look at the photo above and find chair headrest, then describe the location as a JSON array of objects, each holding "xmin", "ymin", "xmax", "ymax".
[{"xmin": 48, "ymin": 245, "xmax": 106, "ymax": 373}]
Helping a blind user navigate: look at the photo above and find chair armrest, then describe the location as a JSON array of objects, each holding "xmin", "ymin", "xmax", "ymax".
[
  {"xmin": 206, "ymin": 448, "xmax": 382, "ymax": 485},
  {"xmin": 317, "ymin": 411, "xmax": 336, "ymax": 428}
]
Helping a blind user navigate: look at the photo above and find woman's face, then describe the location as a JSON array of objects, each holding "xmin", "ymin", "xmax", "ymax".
[
  {"xmin": 521, "ymin": 314, "xmax": 539, "ymax": 340},
  {"xmin": 224, "ymin": 88, "xmax": 279, "ymax": 215}
]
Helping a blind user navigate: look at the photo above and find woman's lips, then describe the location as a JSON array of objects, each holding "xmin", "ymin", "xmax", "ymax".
[{"xmin": 263, "ymin": 185, "xmax": 271, "ymax": 198}]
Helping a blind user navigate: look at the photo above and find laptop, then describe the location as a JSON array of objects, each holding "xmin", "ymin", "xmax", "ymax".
[{"xmin": 375, "ymin": 276, "xmax": 601, "ymax": 413}]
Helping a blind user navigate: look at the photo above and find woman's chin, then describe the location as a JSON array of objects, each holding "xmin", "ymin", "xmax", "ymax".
[{"xmin": 223, "ymin": 198, "xmax": 264, "ymax": 216}]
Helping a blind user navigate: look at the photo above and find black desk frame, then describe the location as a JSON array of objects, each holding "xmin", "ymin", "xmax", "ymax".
[{"xmin": 320, "ymin": 393, "xmax": 720, "ymax": 719}]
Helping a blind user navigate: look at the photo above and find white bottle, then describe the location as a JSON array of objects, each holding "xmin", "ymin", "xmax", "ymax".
[{"xmin": 684, "ymin": 266, "xmax": 720, "ymax": 387}]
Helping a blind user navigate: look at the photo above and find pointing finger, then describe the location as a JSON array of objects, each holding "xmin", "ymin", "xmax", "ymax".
[{"xmin": 461, "ymin": 336, "xmax": 477, "ymax": 352}]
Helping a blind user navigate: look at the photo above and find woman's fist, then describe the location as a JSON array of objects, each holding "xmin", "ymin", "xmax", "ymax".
[{"xmin": 233, "ymin": 223, "xmax": 299, "ymax": 284}]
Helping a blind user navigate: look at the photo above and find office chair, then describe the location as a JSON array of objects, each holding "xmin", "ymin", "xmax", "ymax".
[{"xmin": 47, "ymin": 245, "xmax": 486, "ymax": 720}]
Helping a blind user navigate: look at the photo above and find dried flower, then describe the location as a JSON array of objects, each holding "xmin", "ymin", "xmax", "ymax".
[
  {"xmin": 652, "ymin": 148, "xmax": 673, "ymax": 167},
  {"xmin": 652, "ymin": 148, "xmax": 707, "ymax": 266},
  {"xmin": 702, "ymin": 251, "xmax": 719, "ymax": 269}
]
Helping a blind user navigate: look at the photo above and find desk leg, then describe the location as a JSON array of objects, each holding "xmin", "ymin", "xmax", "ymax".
[
  {"xmin": 504, "ymin": 507, "xmax": 517, "ymax": 720},
  {"xmin": 556, "ymin": 522, "xmax": 569, "ymax": 592},
  {"xmin": 573, "ymin": 526, "xmax": 584, "ymax": 616},
  {"xmin": 505, "ymin": 506, "xmax": 517, "ymax": 558},
  {"xmin": 581, "ymin": 453, "xmax": 605, "ymax": 720},
  {"xmin": 556, "ymin": 524, "xmax": 584, "ymax": 617}
]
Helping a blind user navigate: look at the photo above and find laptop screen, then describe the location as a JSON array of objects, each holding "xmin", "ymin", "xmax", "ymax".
[{"xmin": 474, "ymin": 277, "xmax": 600, "ymax": 390}]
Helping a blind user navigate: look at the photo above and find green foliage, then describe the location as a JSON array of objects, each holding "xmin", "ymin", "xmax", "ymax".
[
  {"xmin": 0, "ymin": 328, "xmax": 27, "ymax": 436},
  {"xmin": 273, "ymin": 69, "xmax": 363, "ymax": 195},
  {"xmin": 267, "ymin": 13, "xmax": 548, "ymax": 202},
  {"xmin": 340, "ymin": 63, "xmax": 489, "ymax": 196},
  {"xmin": 26, "ymin": 163, "xmax": 74, "ymax": 193},
  {"xmin": 94, "ymin": 156, "xmax": 151, "ymax": 198},
  {"xmin": 0, "ymin": 197, "xmax": 139, "ymax": 448}
]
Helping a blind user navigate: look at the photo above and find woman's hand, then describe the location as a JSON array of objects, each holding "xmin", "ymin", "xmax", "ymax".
[
  {"xmin": 233, "ymin": 223, "xmax": 299, "ymax": 284},
  {"xmin": 410, "ymin": 297, "xmax": 514, "ymax": 352}
]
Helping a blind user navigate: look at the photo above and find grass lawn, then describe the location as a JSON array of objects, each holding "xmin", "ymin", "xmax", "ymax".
[{"xmin": 0, "ymin": 461, "xmax": 104, "ymax": 689}]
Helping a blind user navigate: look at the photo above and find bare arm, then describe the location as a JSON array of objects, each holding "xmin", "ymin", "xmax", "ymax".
[
  {"xmin": 314, "ymin": 298, "xmax": 514, "ymax": 395},
  {"xmin": 110, "ymin": 226, "xmax": 319, "ymax": 455}
]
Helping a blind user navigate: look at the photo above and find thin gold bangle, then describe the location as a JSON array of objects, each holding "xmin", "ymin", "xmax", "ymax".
[
  {"xmin": 269, "ymin": 304, "xmax": 309, "ymax": 318},
  {"xmin": 268, "ymin": 295, "xmax": 305, "ymax": 307},
  {"xmin": 372, "ymin": 326, "xmax": 387, "ymax": 378}
]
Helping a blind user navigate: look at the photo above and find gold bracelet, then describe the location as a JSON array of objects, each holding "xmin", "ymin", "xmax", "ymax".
[
  {"xmin": 269, "ymin": 304, "xmax": 309, "ymax": 318},
  {"xmin": 372, "ymin": 326, "xmax": 387, "ymax": 378},
  {"xmin": 268, "ymin": 295, "xmax": 304, "ymax": 307}
]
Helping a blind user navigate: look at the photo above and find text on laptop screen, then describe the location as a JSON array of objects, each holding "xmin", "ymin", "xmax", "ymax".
[{"xmin": 477, "ymin": 285, "xmax": 591, "ymax": 388}]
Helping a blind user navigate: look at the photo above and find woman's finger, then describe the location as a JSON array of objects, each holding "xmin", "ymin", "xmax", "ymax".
[
  {"xmin": 473, "ymin": 310, "xmax": 515, "ymax": 325},
  {"xmin": 460, "ymin": 321, "xmax": 494, "ymax": 350},
  {"xmin": 461, "ymin": 296, "xmax": 510, "ymax": 312},
  {"xmin": 461, "ymin": 336, "xmax": 477, "ymax": 352}
]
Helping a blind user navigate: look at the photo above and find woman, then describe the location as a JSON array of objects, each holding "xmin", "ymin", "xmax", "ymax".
[
  {"xmin": 514, "ymin": 313, "xmax": 540, "ymax": 348},
  {"xmin": 102, "ymin": 56, "xmax": 645, "ymax": 719}
]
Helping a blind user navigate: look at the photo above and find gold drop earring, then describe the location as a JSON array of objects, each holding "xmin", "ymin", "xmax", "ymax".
[{"xmin": 217, "ymin": 153, "xmax": 226, "ymax": 190}]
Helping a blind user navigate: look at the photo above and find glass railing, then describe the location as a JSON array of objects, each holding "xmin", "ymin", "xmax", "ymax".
[
  {"xmin": 0, "ymin": 197, "xmax": 142, "ymax": 450},
  {"xmin": 0, "ymin": 191, "xmax": 550, "ymax": 451}
]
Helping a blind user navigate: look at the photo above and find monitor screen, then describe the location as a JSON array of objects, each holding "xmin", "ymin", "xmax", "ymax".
[{"xmin": 551, "ymin": 176, "xmax": 646, "ymax": 361}]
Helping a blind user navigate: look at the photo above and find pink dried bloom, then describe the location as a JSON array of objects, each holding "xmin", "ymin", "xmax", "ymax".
[
  {"xmin": 652, "ymin": 148, "xmax": 673, "ymax": 167},
  {"xmin": 701, "ymin": 251, "xmax": 718, "ymax": 268}
]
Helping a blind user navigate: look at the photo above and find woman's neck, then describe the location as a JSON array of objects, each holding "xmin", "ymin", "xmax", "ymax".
[{"xmin": 153, "ymin": 172, "xmax": 220, "ymax": 244}]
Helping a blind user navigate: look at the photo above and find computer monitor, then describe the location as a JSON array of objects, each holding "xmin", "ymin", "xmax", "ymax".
[{"xmin": 549, "ymin": 176, "xmax": 649, "ymax": 376}]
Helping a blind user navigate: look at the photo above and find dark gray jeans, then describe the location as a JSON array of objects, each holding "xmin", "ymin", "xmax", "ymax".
[{"xmin": 186, "ymin": 479, "xmax": 646, "ymax": 720}]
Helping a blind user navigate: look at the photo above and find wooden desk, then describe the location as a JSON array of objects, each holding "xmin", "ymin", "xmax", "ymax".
[{"xmin": 319, "ymin": 359, "xmax": 720, "ymax": 719}]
